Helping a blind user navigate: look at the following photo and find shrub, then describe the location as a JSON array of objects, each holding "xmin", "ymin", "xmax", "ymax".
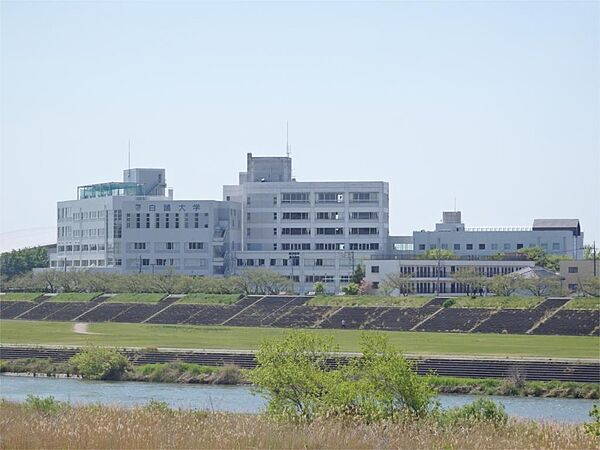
[
  {"xmin": 445, "ymin": 398, "xmax": 508, "ymax": 426},
  {"xmin": 69, "ymin": 346, "xmax": 130, "ymax": 380},
  {"xmin": 584, "ymin": 404, "xmax": 600, "ymax": 436},
  {"xmin": 314, "ymin": 282, "xmax": 325, "ymax": 295},
  {"xmin": 342, "ymin": 283, "xmax": 360, "ymax": 296},
  {"xmin": 25, "ymin": 395, "xmax": 66, "ymax": 415},
  {"xmin": 442, "ymin": 298, "xmax": 455, "ymax": 308},
  {"xmin": 250, "ymin": 331, "xmax": 435, "ymax": 423}
]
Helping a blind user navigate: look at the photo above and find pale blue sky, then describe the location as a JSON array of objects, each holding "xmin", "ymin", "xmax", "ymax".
[{"xmin": 1, "ymin": 1, "xmax": 599, "ymax": 250}]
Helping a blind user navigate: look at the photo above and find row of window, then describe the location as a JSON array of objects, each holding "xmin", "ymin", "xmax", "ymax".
[
  {"xmin": 370, "ymin": 265, "xmax": 523, "ymax": 277},
  {"xmin": 57, "ymin": 243, "xmax": 106, "ymax": 252},
  {"xmin": 237, "ymin": 258, "xmax": 354, "ymax": 269},
  {"xmin": 129, "ymin": 242, "xmax": 205, "ymax": 251},
  {"xmin": 72, "ymin": 210, "xmax": 106, "ymax": 220},
  {"xmin": 125, "ymin": 213, "xmax": 210, "ymax": 229},
  {"xmin": 72, "ymin": 228, "xmax": 105, "ymax": 238},
  {"xmin": 51, "ymin": 259, "xmax": 105, "ymax": 267},
  {"xmin": 131, "ymin": 258, "xmax": 207, "ymax": 268},
  {"xmin": 275, "ymin": 242, "xmax": 380, "ymax": 251},
  {"xmin": 253, "ymin": 227, "xmax": 379, "ymax": 237},
  {"xmin": 263, "ymin": 211, "xmax": 379, "ymax": 221},
  {"xmin": 277, "ymin": 192, "xmax": 380, "ymax": 204},
  {"xmin": 418, "ymin": 242, "xmax": 561, "ymax": 251}
]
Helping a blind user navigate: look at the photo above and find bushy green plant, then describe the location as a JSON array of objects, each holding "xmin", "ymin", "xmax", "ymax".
[
  {"xmin": 442, "ymin": 298, "xmax": 455, "ymax": 308},
  {"xmin": 25, "ymin": 395, "xmax": 66, "ymax": 414},
  {"xmin": 69, "ymin": 346, "xmax": 130, "ymax": 380},
  {"xmin": 584, "ymin": 404, "xmax": 600, "ymax": 436},
  {"xmin": 250, "ymin": 331, "xmax": 435, "ymax": 423},
  {"xmin": 342, "ymin": 283, "xmax": 360, "ymax": 295},
  {"xmin": 445, "ymin": 398, "xmax": 508, "ymax": 426},
  {"xmin": 314, "ymin": 281, "xmax": 325, "ymax": 295}
]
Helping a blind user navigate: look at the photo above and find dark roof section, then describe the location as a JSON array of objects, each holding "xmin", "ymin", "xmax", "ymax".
[{"xmin": 532, "ymin": 219, "xmax": 581, "ymax": 236}]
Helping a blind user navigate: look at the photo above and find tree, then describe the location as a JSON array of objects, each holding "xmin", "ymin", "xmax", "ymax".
[
  {"xmin": 577, "ymin": 276, "xmax": 600, "ymax": 297},
  {"xmin": 486, "ymin": 274, "xmax": 523, "ymax": 297},
  {"xmin": 422, "ymin": 249, "xmax": 456, "ymax": 260},
  {"xmin": 382, "ymin": 271, "xmax": 414, "ymax": 296},
  {"xmin": 69, "ymin": 346, "xmax": 130, "ymax": 380},
  {"xmin": 235, "ymin": 268, "xmax": 292, "ymax": 295},
  {"xmin": 313, "ymin": 281, "xmax": 325, "ymax": 295},
  {"xmin": 521, "ymin": 276, "xmax": 561, "ymax": 297},
  {"xmin": 342, "ymin": 282, "xmax": 360, "ymax": 295},
  {"xmin": 453, "ymin": 267, "xmax": 485, "ymax": 296},
  {"xmin": 351, "ymin": 264, "xmax": 365, "ymax": 284},
  {"xmin": 583, "ymin": 245, "xmax": 599, "ymax": 260},
  {"xmin": 0, "ymin": 246, "xmax": 49, "ymax": 279},
  {"xmin": 33, "ymin": 270, "xmax": 61, "ymax": 293},
  {"xmin": 518, "ymin": 246, "xmax": 562, "ymax": 272}
]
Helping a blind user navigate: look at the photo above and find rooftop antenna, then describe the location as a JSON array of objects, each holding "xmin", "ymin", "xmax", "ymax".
[{"xmin": 286, "ymin": 121, "xmax": 291, "ymax": 158}]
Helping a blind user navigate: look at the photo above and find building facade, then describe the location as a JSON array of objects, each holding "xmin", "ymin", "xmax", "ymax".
[
  {"xmin": 411, "ymin": 212, "xmax": 583, "ymax": 259},
  {"xmin": 50, "ymin": 169, "xmax": 241, "ymax": 275},
  {"xmin": 223, "ymin": 153, "xmax": 389, "ymax": 291},
  {"xmin": 364, "ymin": 258, "xmax": 535, "ymax": 295},
  {"xmin": 559, "ymin": 259, "xmax": 600, "ymax": 295}
]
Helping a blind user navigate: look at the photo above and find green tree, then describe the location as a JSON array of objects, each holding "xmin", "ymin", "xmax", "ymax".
[
  {"xmin": 313, "ymin": 281, "xmax": 325, "ymax": 295},
  {"xmin": 382, "ymin": 271, "xmax": 414, "ymax": 296},
  {"xmin": 234, "ymin": 268, "xmax": 292, "ymax": 295},
  {"xmin": 351, "ymin": 264, "xmax": 365, "ymax": 284},
  {"xmin": 342, "ymin": 282, "xmax": 360, "ymax": 295},
  {"xmin": 0, "ymin": 246, "xmax": 49, "ymax": 279},
  {"xmin": 69, "ymin": 346, "xmax": 130, "ymax": 380},
  {"xmin": 518, "ymin": 246, "xmax": 562, "ymax": 272},
  {"xmin": 521, "ymin": 276, "xmax": 561, "ymax": 297},
  {"xmin": 453, "ymin": 267, "xmax": 486, "ymax": 297},
  {"xmin": 422, "ymin": 249, "xmax": 457, "ymax": 260},
  {"xmin": 250, "ymin": 331, "xmax": 337, "ymax": 422},
  {"xmin": 583, "ymin": 245, "xmax": 599, "ymax": 260},
  {"xmin": 577, "ymin": 275, "xmax": 600, "ymax": 297},
  {"xmin": 487, "ymin": 274, "xmax": 523, "ymax": 297}
]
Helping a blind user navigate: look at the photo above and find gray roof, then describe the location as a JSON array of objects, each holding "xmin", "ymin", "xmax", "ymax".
[{"xmin": 532, "ymin": 219, "xmax": 580, "ymax": 229}]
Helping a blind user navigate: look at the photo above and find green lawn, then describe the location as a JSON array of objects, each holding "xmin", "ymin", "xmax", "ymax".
[
  {"xmin": 48, "ymin": 293, "xmax": 102, "ymax": 302},
  {"xmin": 107, "ymin": 293, "xmax": 166, "ymax": 303},
  {"xmin": 564, "ymin": 297, "xmax": 600, "ymax": 310},
  {"xmin": 0, "ymin": 292, "xmax": 43, "ymax": 302},
  {"xmin": 451, "ymin": 296, "xmax": 543, "ymax": 309},
  {"xmin": 178, "ymin": 294, "xmax": 241, "ymax": 305},
  {"xmin": 1, "ymin": 320, "xmax": 597, "ymax": 359},
  {"xmin": 308, "ymin": 295, "xmax": 431, "ymax": 308}
]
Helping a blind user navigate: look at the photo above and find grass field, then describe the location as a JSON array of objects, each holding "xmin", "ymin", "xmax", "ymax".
[
  {"xmin": 48, "ymin": 293, "xmax": 102, "ymax": 303},
  {"xmin": 451, "ymin": 296, "xmax": 542, "ymax": 309},
  {"xmin": 0, "ymin": 292, "xmax": 43, "ymax": 302},
  {"xmin": 107, "ymin": 293, "xmax": 166, "ymax": 303},
  {"xmin": 308, "ymin": 295, "xmax": 431, "ymax": 307},
  {"xmin": 565, "ymin": 297, "xmax": 600, "ymax": 310},
  {"xmin": 178, "ymin": 294, "xmax": 241, "ymax": 305},
  {"xmin": 1, "ymin": 320, "xmax": 597, "ymax": 358}
]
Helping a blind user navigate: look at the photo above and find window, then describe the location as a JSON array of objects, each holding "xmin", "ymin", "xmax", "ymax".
[
  {"xmin": 142, "ymin": 259, "xmax": 150, "ymax": 266},
  {"xmin": 136, "ymin": 213, "xmax": 141, "ymax": 228},
  {"xmin": 175, "ymin": 213, "xmax": 180, "ymax": 228},
  {"xmin": 552, "ymin": 243, "xmax": 560, "ymax": 250},
  {"xmin": 282, "ymin": 212, "xmax": 309, "ymax": 220},
  {"xmin": 568, "ymin": 284, "xmax": 577, "ymax": 291},
  {"xmin": 371, "ymin": 265, "xmax": 380, "ymax": 273},
  {"xmin": 453, "ymin": 244, "xmax": 460, "ymax": 250},
  {"xmin": 349, "ymin": 212, "xmax": 378, "ymax": 220},
  {"xmin": 126, "ymin": 213, "xmax": 131, "ymax": 228},
  {"xmin": 371, "ymin": 282, "xmax": 379, "ymax": 289},
  {"xmin": 349, "ymin": 243, "xmax": 379, "ymax": 250},
  {"xmin": 350, "ymin": 192, "xmax": 378, "ymax": 203},
  {"xmin": 316, "ymin": 192, "xmax": 343, "ymax": 203},
  {"xmin": 479, "ymin": 244, "xmax": 486, "ymax": 250},
  {"xmin": 316, "ymin": 227, "xmax": 344, "ymax": 235},
  {"xmin": 145, "ymin": 214, "xmax": 150, "ymax": 228},
  {"xmin": 441, "ymin": 244, "xmax": 448, "ymax": 249},
  {"xmin": 281, "ymin": 243, "xmax": 311, "ymax": 250},
  {"xmin": 316, "ymin": 211, "xmax": 340, "ymax": 220},
  {"xmin": 156, "ymin": 259, "xmax": 167, "ymax": 266},
  {"xmin": 281, "ymin": 192, "xmax": 309, "ymax": 203},
  {"xmin": 194, "ymin": 213, "xmax": 199, "ymax": 228},
  {"xmin": 166, "ymin": 242, "xmax": 175, "ymax": 250},
  {"xmin": 418, "ymin": 244, "xmax": 426, "ymax": 250},
  {"xmin": 315, "ymin": 243, "xmax": 345, "ymax": 250},
  {"xmin": 504, "ymin": 243, "xmax": 511, "ymax": 250},
  {"xmin": 466, "ymin": 244, "xmax": 473, "ymax": 250},
  {"xmin": 165, "ymin": 213, "xmax": 170, "ymax": 228},
  {"xmin": 155, "ymin": 213, "xmax": 161, "ymax": 228},
  {"xmin": 349, "ymin": 227, "xmax": 378, "ymax": 235},
  {"xmin": 568, "ymin": 267, "xmax": 578, "ymax": 273},
  {"xmin": 281, "ymin": 227, "xmax": 310, "ymax": 235},
  {"xmin": 273, "ymin": 212, "xmax": 277, "ymax": 221},
  {"xmin": 270, "ymin": 259, "xmax": 276, "ymax": 266},
  {"xmin": 491, "ymin": 243, "xmax": 498, "ymax": 250},
  {"xmin": 273, "ymin": 228, "xmax": 277, "ymax": 235},
  {"xmin": 516, "ymin": 244, "xmax": 524, "ymax": 249},
  {"xmin": 188, "ymin": 242, "xmax": 204, "ymax": 250},
  {"xmin": 133, "ymin": 242, "xmax": 146, "ymax": 250}
]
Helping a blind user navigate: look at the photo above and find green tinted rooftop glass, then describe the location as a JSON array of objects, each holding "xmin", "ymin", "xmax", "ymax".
[{"xmin": 77, "ymin": 182, "xmax": 143, "ymax": 199}]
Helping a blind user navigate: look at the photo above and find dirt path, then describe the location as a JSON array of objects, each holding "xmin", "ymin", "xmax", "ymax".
[{"xmin": 72, "ymin": 322, "xmax": 100, "ymax": 335}]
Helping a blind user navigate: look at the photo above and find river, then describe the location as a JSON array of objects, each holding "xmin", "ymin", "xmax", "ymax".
[{"xmin": 0, "ymin": 374, "xmax": 596, "ymax": 423}]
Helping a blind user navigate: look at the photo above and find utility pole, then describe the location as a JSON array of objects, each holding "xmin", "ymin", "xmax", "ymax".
[
  {"xmin": 594, "ymin": 241, "xmax": 597, "ymax": 277},
  {"xmin": 139, "ymin": 255, "xmax": 142, "ymax": 274}
]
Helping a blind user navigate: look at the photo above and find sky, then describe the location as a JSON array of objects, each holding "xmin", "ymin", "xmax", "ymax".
[{"xmin": 1, "ymin": 1, "xmax": 599, "ymax": 252}]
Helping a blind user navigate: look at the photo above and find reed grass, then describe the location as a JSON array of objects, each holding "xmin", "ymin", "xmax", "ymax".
[{"xmin": 0, "ymin": 400, "xmax": 595, "ymax": 449}]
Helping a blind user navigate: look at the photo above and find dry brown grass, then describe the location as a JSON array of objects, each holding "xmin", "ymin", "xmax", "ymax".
[{"xmin": 0, "ymin": 401, "xmax": 596, "ymax": 450}]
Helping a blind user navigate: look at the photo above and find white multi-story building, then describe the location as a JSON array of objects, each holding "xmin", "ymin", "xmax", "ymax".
[
  {"xmin": 223, "ymin": 153, "xmax": 389, "ymax": 292},
  {"xmin": 50, "ymin": 168, "xmax": 241, "ymax": 275},
  {"xmin": 409, "ymin": 211, "xmax": 583, "ymax": 259}
]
